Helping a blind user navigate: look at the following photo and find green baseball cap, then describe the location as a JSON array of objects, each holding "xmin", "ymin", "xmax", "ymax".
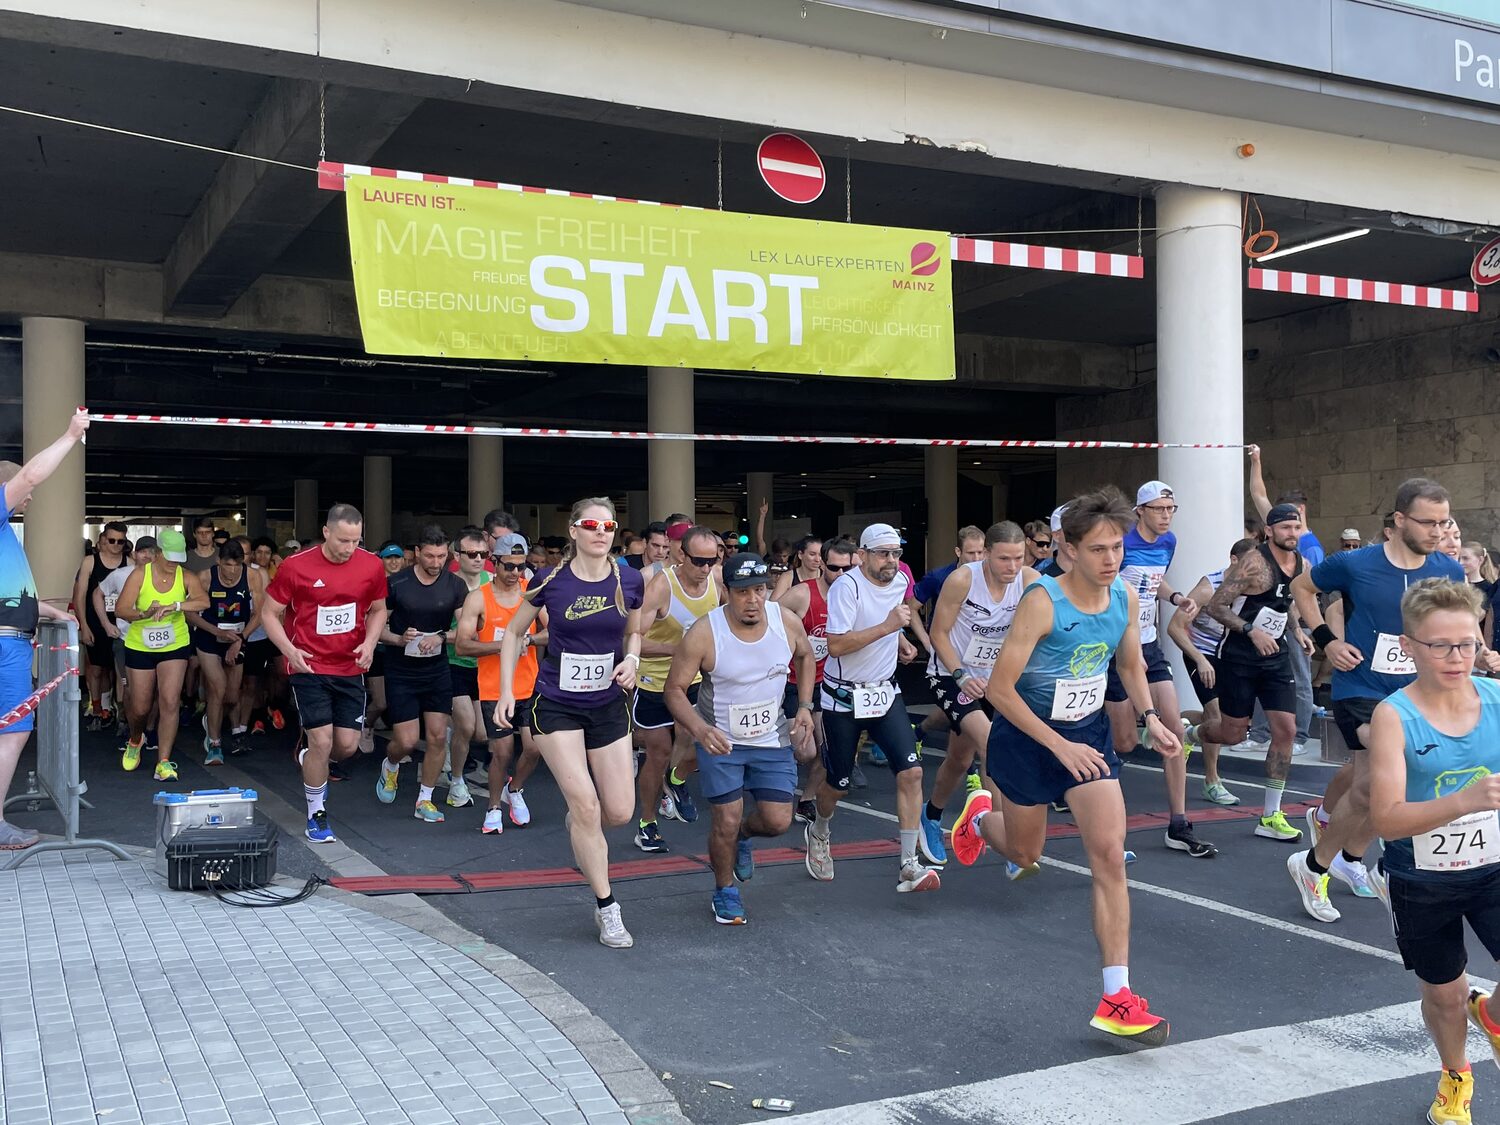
[{"xmin": 157, "ymin": 528, "xmax": 188, "ymax": 563}]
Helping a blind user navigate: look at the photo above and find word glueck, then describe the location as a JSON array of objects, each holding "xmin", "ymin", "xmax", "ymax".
[{"xmin": 345, "ymin": 176, "xmax": 954, "ymax": 381}]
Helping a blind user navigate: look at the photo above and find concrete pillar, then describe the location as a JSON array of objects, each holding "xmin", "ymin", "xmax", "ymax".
[
  {"xmin": 244, "ymin": 494, "xmax": 267, "ymax": 538},
  {"xmin": 924, "ymin": 446, "xmax": 958, "ymax": 573},
  {"xmin": 468, "ymin": 435, "xmax": 503, "ymax": 527},
  {"xmin": 363, "ymin": 455, "xmax": 391, "ymax": 547},
  {"xmin": 294, "ymin": 478, "xmax": 319, "ymax": 542},
  {"xmin": 626, "ymin": 490, "xmax": 651, "ymax": 530},
  {"xmin": 991, "ymin": 474, "xmax": 1011, "ymax": 526},
  {"xmin": 20, "ymin": 317, "xmax": 85, "ymax": 603},
  {"xmin": 1156, "ymin": 185, "xmax": 1244, "ymax": 699},
  {"xmin": 647, "ymin": 367, "xmax": 694, "ymax": 521},
  {"xmin": 747, "ymin": 472, "xmax": 774, "ymax": 548}
]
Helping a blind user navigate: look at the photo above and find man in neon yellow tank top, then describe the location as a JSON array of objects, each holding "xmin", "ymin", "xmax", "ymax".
[{"xmin": 631, "ymin": 524, "xmax": 723, "ymax": 853}]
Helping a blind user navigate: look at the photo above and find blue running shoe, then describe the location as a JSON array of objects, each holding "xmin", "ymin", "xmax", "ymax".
[
  {"xmin": 868, "ymin": 742, "xmax": 888, "ymax": 766},
  {"xmin": 735, "ymin": 837, "xmax": 755, "ymax": 882},
  {"xmin": 1005, "ymin": 860, "xmax": 1042, "ymax": 881},
  {"xmin": 918, "ymin": 814, "xmax": 948, "ymax": 866},
  {"xmin": 375, "ymin": 766, "xmax": 398, "ymax": 804},
  {"xmin": 305, "ymin": 811, "xmax": 336, "ymax": 843},
  {"xmin": 1124, "ymin": 850, "xmax": 1138, "ymax": 865},
  {"xmin": 666, "ymin": 774, "xmax": 698, "ymax": 824},
  {"xmin": 712, "ymin": 886, "xmax": 747, "ymax": 925}
]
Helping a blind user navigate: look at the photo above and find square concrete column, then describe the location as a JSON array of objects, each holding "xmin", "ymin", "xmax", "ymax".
[
  {"xmin": 363, "ymin": 455, "xmax": 392, "ymax": 547},
  {"xmin": 468, "ymin": 435, "xmax": 503, "ymax": 526},
  {"xmin": 294, "ymin": 479, "xmax": 319, "ymax": 543},
  {"xmin": 20, "ymin": 317, "xmax": 85, "ymax": 602},
  {"xmin": 648, "ymin": 367, "xmax": 695, "ymax": 521},
  {"xmin": 244, "ymin": 494, "xmax": 267, "ymax": 538},
  {"xmin": 924, "ymin": 446, "xmax": 958, "ymax": 573}
]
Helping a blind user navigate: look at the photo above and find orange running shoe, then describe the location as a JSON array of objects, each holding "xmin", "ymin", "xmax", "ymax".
[
  {"xmin": 270, "ymin": 708, "xmax": 286, "ymax": 730},
  {"xmin": 1090, "ymin": 988, "xmax": 1170, "ymax": 1047},
  {"xmin": 950, "ymin": 788, "xmax": 992, "ymax": 867}
]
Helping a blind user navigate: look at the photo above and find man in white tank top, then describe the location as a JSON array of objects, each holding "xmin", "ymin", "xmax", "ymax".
[
  {"xmin": 920, "ymin": 522, "xmax": 1036, "ymax": 866},
  {"xmin": 666, "ymin": 553, "xmax": 817, "ymax": 926}
]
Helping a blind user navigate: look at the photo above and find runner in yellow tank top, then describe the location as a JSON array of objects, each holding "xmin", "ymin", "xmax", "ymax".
[
  {"xmin": 631, "ymin": 525, "xmax": 723, "ymax": 853},
  {"xmin": 115, "ymin": 528, "xmax": 209, "ymax": 782}
]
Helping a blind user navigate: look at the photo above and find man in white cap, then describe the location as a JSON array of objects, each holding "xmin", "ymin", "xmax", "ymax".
[
  {"xmin": 1340, "ymin": 529, "xmax": 1363, "ymax": 553},
  {"xmin": 803, "ymin": 523, "xmax": 937, "ymax": 893},
  {"xmin": 1103, "ymin": 481, "xmax": 1217, "ymax": 858},
  {"xmin": 1036, "ymin": 505, "xmax": 1071, "ymax": 577}
]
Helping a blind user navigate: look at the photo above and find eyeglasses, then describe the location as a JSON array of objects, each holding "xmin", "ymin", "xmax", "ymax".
[
  {"xmin": 103, "ymin": 537, "xmax": 126, "ymax": 545},
  {"xmin": 867, "ymin": 547, "xmax": 902, "ymax": 560},
  {"xmin": 734, "ymin": 562, "xmax": 769, "ymax": 578},
  {"xmin": 1407, "ymin": 638, "xmax": 1482, "ymax": 659},
  {"xmin": 823, "ymin": 563, "xmax": 853, "ymax": 574},
  {"xmin": 684, "ymin": 553, "xmax": 717, "ymax": 567},
  {"xmin": 1141, "ymin": 504, "xmax": 1179, "ymax": 514},
  {"xmin": 1029, "ymin": 538, "xmax": 1051, "ymax": 549},
  {"xmin": 457, "ymin": 549, "xmax": 487, "ymax": 560},
  {"xmin": 1400, "ymin": 514, "xmax": 1457, "ymax": 530},
  {"xmin": 496, "ymin": 561, "xmax": 526, "ymax": 572},
  {"xmin": 573, "ymin": 519, "xmax": 618, "ymax": 533}
]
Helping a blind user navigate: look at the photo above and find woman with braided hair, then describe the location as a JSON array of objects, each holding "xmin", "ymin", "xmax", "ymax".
[{"xmin": 497, "ymin": 497, "xmax": 645, "ymax": 947}]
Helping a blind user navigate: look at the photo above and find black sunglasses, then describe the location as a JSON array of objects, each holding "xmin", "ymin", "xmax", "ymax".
[
  {"xmin": 1030, "ymin": 538, "xmax": 1052, "ymax": 548},
  {"xmin": 823, "ymin": 563, "xmax": 853, "ymax": 574},
  {"xmin": 456, "ymin": 549, "xmax": 487, "ymax": 560},
  {"xmin": 103, "ymin": 537, "xmax": 126, "ymax": 545},
  {"xmin": 496, "ymin": 561, "xmax": 526, "ymax": 572},
  {"xmin": 685, "ymin": 553, "xmax": 718, "ymax": 567}
]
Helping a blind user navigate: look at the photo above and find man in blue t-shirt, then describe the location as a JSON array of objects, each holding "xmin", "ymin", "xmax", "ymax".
[
  {"xmin": 1286, "ymin": 477, "xmax": 1486, "ymax": 924},
  {"xmin": 0, "ymin": 408, "xmax": 91, "ymax": 850}
]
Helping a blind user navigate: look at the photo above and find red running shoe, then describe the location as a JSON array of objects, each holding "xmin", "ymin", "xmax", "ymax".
[
  {"xmin": 950, "ymin": 789, "xmax": 992, "ymax": 867},
  {"xmin": 270, "ymin": 708, "xmax": 286, "ymax": 730},
  {"xmin": 1090, "ymin": 988, "xmax": 1170, "ymax": 1047}
]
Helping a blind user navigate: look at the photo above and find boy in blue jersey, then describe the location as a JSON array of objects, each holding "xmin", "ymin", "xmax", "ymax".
[
  {"xmin": 1103, "ymin": 481, "xmax": 1216, "ymax": 858},
  {"xmin": 1289, "ymin": 478, "xmax": 1475, "ymax": 922},
  {"xmin": 1369, "ymin": 578, "xmax": 1500, "ymax": 1125},
  {"xmin": 950, "ymin": 487, "xmax": 1181, "ymax": 1047}
]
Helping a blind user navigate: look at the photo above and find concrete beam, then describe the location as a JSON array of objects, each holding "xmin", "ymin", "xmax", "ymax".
[
  {"xmin": 163, "ymin": 81, "xmax": 419, "ymax": 316},
  {"xmin": 953, "ymin": 335, "xmax": 1141, "ymax": 393},
  {"xmin": 0, "ymin": 251, "xmax": 360, "ymax": 339}
]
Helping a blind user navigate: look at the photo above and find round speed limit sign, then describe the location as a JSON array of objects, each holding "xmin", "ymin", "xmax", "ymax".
[{"xmin": 1472, "ymin": 235, "xmax": 1500, "ymax": 286}]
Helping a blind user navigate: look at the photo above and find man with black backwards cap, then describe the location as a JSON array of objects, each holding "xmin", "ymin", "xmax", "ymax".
[
  {"xmin": 805, "ymin": 522, "xmax": 938, "ymax": 893},
  {"xmin": 1186, "ymin": 503, "xmax": 1313, "ymax": 843},
  {"xmin": 665, "ymin": 552, "xmax": 818, "ymax": 924},
  {"xmin": 1103, "ymin": 481, "xmax": 1217, "ymax": 858}
]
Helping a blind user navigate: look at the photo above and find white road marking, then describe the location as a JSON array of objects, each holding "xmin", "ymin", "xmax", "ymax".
[
  {"xmin": 833, "ymin": 800, "xmax": 1403, "ymax": 965},
  {"xmin": 784, "ymin": 1000, "xmax": 1489, "ymax": 1124}
]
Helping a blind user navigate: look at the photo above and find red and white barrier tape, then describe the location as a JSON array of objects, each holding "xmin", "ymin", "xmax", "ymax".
[
  {"xmin": 0, "ymin": 668, "xmax": 77, "ymax": 733},
  {"xmin": 88, "ymin": 413, "xmax": 1237, "ymax": 451},
  {"xmin": 317, "ymin": 161, "xmax": 1142, "ymax": 281},
  {"xmin": 1249, "ymin": 268, "xmax": 1477, "ymax": 313}
]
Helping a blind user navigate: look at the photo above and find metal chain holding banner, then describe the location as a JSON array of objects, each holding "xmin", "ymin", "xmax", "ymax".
[{"xmin": 3, "ymin": 619, "xmax": 131, "ymax": 869}]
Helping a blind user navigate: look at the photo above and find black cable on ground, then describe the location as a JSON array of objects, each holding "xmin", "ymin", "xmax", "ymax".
[{"xmin": 211, "ymin": 875, "xmax": 327, "ymax": 908}]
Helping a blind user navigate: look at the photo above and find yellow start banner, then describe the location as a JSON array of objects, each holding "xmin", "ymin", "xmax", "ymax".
[{"xmin": 345, "ymin": 176, "xmax": 955, "ymax": 380}]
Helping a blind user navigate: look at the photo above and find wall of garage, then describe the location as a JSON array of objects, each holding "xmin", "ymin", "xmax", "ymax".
[{"xmin": 1055, "ymin": 292, "xmax": 1498, "ymax": 550}]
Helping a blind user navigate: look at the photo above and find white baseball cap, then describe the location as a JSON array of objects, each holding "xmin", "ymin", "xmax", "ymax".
[
  {"xmin": 1341, "ymin": 528, "xmax": 1360, "ymax": 541},
  {"xmin": 1049, "ymin": 504, "xmax": 1070, "ymax": 533},
  {"xmin": 283, "ymin": 539, "xmax": 301, "ymax": 551},
  {"xmin": 1136, "ymin": 481, "xmax": 1174, "ymax": 507},
  {"xmin": 859, "ymin": 523, "xmax": 903, "ymax": 549}
]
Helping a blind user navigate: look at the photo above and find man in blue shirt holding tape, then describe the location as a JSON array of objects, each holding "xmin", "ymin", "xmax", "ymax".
[{"xmin": 0, "ymin": 407, "xmax": 90, "ymax": 850}]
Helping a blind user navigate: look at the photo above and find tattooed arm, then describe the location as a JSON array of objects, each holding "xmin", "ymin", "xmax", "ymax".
[{"xmin": 1204, "ymin": 550, "xmax": 1281, "ymax": 658}]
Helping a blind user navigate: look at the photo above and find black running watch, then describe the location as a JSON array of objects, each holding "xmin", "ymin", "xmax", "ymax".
[{"xmin": 1140, "ymin": 708, "xmax": 1160, "ymax": 722}]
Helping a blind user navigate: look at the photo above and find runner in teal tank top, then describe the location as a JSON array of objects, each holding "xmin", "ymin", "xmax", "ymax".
[
  {"xmin": 1369, "ymin": 577, "xmax": 1500, "ymax": 1125},
  {"xmin": 948, "ymin": 488, "xmax": 1183, "ymax": 1050}
]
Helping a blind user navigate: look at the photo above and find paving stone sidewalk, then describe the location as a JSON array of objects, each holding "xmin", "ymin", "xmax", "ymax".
[{"xmin": 0, "ymin": 852, "xmax": 635, "ymax": 1125}]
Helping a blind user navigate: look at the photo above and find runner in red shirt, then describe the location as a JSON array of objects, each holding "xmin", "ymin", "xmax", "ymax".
[{"xmin": 261, "ymin": 503, "xmax": 388, "ymax": 844}]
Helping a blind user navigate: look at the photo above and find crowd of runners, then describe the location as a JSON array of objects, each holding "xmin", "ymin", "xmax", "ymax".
[{"xmin": 6, "ymin": 411, "xmax": 1500, "ymax": 1122}]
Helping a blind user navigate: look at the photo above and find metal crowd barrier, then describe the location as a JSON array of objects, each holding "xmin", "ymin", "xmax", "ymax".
[{"xmin": 3, "ymin": 618, "xmax": 130, "ymax": 869}]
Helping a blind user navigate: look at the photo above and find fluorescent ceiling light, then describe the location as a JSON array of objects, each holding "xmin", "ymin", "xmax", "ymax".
[{"xmin": 1257, "ymin": 228, "xmax": 1370, "ymax": 263}]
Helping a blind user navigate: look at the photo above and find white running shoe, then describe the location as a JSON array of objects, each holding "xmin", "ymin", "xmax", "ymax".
[
  {"xmin": 446, "ymin": 779, "xmax": 474, "ymax": 808},
  {"xmin": 1305, "ymin": 806, "xmax": 1325, "ymax": 849},
  {"xmin": 595, "ymin": 903, "xmax": 634, "ymax": 948},
  {"xmin": 1329, "ymin": 853, "xmax": 1377, "ymax": 899},
  {"xmin": 481, "ymin": 808, "xmax": 504, "ymax": 835},
  {"xmin": 358, "ymin": 726, "xmax": 375, "ymax": 755},
  {"xmin": 1287, "ymin": 850, "xmax": 1341, "ymax": 923},
  {"xmin": 659, "ymin": 793, "xmax": 680, "ymax": 822},
  {"xmin": 501, "ymin": 784, "xmax": 531, "ymax": 826},
  {"xmin": 897, "ymin": 859, "xmax": 941, "ymax": 893}
]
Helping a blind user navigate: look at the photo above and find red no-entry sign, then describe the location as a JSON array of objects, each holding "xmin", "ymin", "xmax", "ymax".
[{"xmin": 757, "ymin": 133, "xmax": 826, "ymax": 204}]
